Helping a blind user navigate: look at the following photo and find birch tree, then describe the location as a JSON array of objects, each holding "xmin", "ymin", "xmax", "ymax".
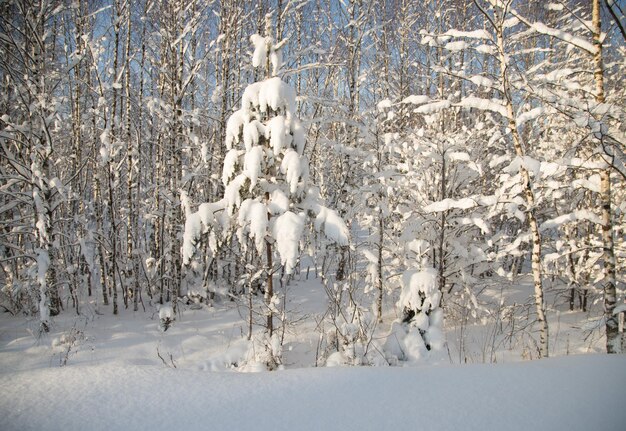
[
  {"xmin": 0, "ymin": 0, "xmax": 65, "ymax": 330},
  {"xmin": 591, "ymin": 0, "xmax": 620, "ymax": 353}
]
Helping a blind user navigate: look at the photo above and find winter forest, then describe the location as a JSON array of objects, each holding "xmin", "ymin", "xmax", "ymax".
[{"xmin": 2, "ymin": 0, "xmax": 626, "ymax": 401}]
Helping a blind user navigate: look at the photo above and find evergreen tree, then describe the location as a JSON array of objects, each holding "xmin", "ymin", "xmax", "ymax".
[{"xmin": 182, "ymin": 14, "xmax": 349, "ymax": 369}]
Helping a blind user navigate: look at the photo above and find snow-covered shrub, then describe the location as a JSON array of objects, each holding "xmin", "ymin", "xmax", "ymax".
[
  {"xmin": 52, "ymin": 326, "xmax": 86, "ymax": 366},
  {"xmin": 384, "ymin": 262, "xmax": 445, "ymax": 364},
  {"xmin": 239, "ymin": 331, "xmax": 283, "ymax": 372},
  {"xmin": 158, "ymin": 304, "xmax": 174, "ymax": 332},
  {"xmin": 325, "ymin": 323, "xmax": 368, "ymax": 367},
  {"xmin": 317, "ymin": 292, "xmax": 388, "ymax": 367}
]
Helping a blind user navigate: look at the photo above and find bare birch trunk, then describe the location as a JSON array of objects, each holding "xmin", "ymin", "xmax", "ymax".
[
  {"xmin": 592, "ymin": 0, "xmax": 619, "ymax": 353},
  {"xmin": 494, "ymin": 9, "xmax": 549, "ymax": 358},
  {"xmin": 124, "ymin": 2, "xmax": 136, "ymax": 311},
  {"xmin": 107, "ymin": 0, "xmax": 123, "ymax": 315},
  {"xmin": 134, "ymin": 0, "xmax": 149, "ymax": 312}
]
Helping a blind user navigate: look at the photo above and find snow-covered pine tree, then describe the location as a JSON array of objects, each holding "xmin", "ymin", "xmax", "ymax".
[{"xmin": 182, "ymin": 14, "xmax": 349, "ymax": 369}]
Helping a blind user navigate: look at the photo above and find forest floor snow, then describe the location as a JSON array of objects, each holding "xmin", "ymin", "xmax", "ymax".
[{"xmin": 1, "ymin": 275, "xmax": 625, "ymax": 430}]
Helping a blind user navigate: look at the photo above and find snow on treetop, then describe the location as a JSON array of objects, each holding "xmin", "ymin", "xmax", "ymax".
[
  {"xmin": 312, "ymin": 205, "xmax": 350, "ymax": 247},
  {"xmin": 158, "ymin": 304, "xmax": 173, "ymax": 320},
  {"xmin": 530, "ymin": 22, "xmax": 594, "ymax": 54},
  {"xmin": 243, "ymin": 120, "xmax": 264, "ymax": 152},
  {"xmin": 250, "ymin": 33, "xmax": 285, "ymax": 76},
  {"xmin": 545, "ymin": 2, "xmax": 564, "ymax": 10},
  {"xmin": 540, "ymin": 210, "xmax": 604, "ymax": 231},
  {"xmin": 250, "ymin": 34, "xmax": 269, "ymax": 68},
  {"xmin": 268, "ymin": 189, "xmax": 289, "ymax": 215},
  {"xmin": 516, "ymin": 107, "xmax": 544, "ymax": 126},
  {"xmin": 222, "ymin": 149, "xmax": 241, "ymax": 185},
  {"xmin": 281, "ymin": 149, "xmax": 307, "ymax": 195},
  {"xmin": 475, "ymin": 44, "xmax": 495, "ymax": 55},
  {"xmin": 241, "ymin": 77, "xmax": 296, "ymax": 115},
  {"xmin": 182, "ymin": 200, "xmax": 227, "ymax": 265},
  {"xmin": 259, "ymin": 77, "xmax": 296, "ymax": 114},
  {"xmin": 469, "ymin": 75, "xmax": 493, "ymax": 88},
  {"xmin": 415, "ymin": 100, "xmax": 451, "ymax": 115},
  {"xmin": 243, "ymin": 146, "xmax": 264, "ymax": 190},
  {"xmin": 242, "ymin": 82, "xmax": 264, "ymax": 113},
  {"xmin": 266, "ymin": 115, "xmax": 289, "ymax": 154},
  {"xmin": 225, "ymin": 110, "xmax": 248, "ymax": 150},
  {"xmin": 444, "ymin": 40, "xmax": 467, "ymax": 51}
]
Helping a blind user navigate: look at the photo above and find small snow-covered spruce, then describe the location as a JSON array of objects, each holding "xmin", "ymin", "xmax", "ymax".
[
  {"xmin": 158, "ymin": 303, "xmax": 174, "ymax": 332},
  {"xmin": 182, "ymin": 16, "xmax": 349, "ymax": 369},
  {"xmin": 384, "ymin": 259, "xmax": 444, "ymax": 364},
  {"xmin": 325, "ymin": 323, "xmax": 366, "ymax": 367}
]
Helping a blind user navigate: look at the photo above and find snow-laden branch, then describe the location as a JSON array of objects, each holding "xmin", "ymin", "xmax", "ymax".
[
  {"xmin": 423, "ymin": 198, "xmax": 478, "ymax": 213},
  {"xmin": 510, "ymin": 9, "xmax": 596, "ymax": 54},
  {"xmin": 540, "ymin": 210, "xmax": 604, "ymax": 231}
]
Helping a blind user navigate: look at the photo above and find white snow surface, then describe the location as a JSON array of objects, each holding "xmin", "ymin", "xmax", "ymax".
[
  {"xmin": 517, "ymin": 106, "xmax": 544, "ymax": 126},
  {"xmin": 225, "ymin": 109, "xmax": 247, "ymax": 150},
  {"xmin": 416, "ymin": 100, "xmax": 451, "ymax": 114},
  {"xmin": 444, "ymin": 40, "xmax": 467, "ymax": 51},
  {"xmin": 1, "ymin": 354, "xmax": 623, "ymax": 431},
  {"xmin": 266, "ymin": 115, "xmax": 289, "ymax": 154},
  {"xmin": 222, "ymin": 148, "xmax": 241, "ymax": 185},
  {"xmin": 1, "ymin": 272, "xmax": 625, "ymax": 431},
  {"xmin": 399, "ymin": 267, "xmax": 440, "ymax": 314},
  {"xmin": 376, "ymin": 98, "xmax": 392, "ymax": 111},
  {"xmin": 268, "ymin": 188, "xmax": 290, "ymax": 215},
  {"xmin": 469, "ymin": 75, "xmax": 493, "ymax": 88},
  {"xmin": 443, "ymin": 28, "xmax": 491, "ymax": 40},
  {"xmin": 540, "ymin": 209, "xmax": 604, "ymax": 231},
  {"xmin": 181, "ymin": 200, "xmax": 227, "ymax": 264}
]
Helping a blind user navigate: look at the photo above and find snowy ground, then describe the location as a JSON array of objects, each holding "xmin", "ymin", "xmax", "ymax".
[
  {"xmin": 1, "ymin": 276, "xmax": 625, "ymax": 430},
  {"xmin": 2, "ymin": 355, "xmax": 625, "ymax": 431}
]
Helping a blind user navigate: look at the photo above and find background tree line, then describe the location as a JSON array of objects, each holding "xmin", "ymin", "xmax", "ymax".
[{"xmin": 1, "ymin": 0, "xmax": 624, "ymax": 357}]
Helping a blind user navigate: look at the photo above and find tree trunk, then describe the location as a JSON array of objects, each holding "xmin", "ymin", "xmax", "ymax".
[
  {"xmin": 592, "ymin": 0, "xmax": 620, "ymax": 354},
  {"xmin": 494, "ymin": 11, "xmax": 549, "ymax": 358}
]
